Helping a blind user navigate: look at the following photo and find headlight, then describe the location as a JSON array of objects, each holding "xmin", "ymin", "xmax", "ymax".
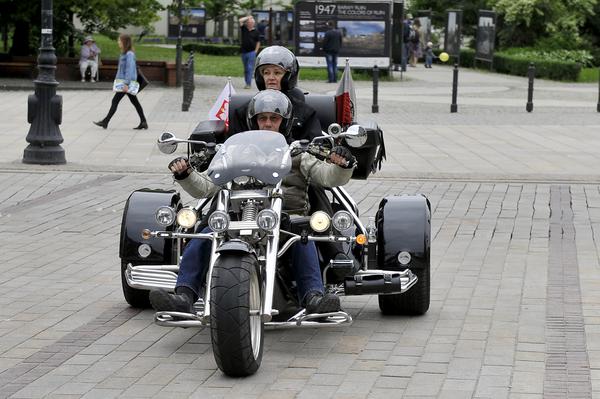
[
  {"xmin": 176, "ymin": 208, "xmax": 198, "ymax": 229},
  {"xmin": 257, "ymin": 209, "xmax": 278, "ymax": 231},
  {"xmin": 233, "ymin": 176, "xmax": 251, "ymax": 185},
  {"xmin": 332, "ymin": 210, "xmax": 353, "ymax": 231},
  {"xmin": 309, "ymin": 211, "xmax": 331, "ymax": 233},
  {"xmin": 208, "ymin": 210, "xmax": 229, "ymax": 232},
  {"xmin": 155, "ymin": 206, "xmax": 176, "ymax": 227},
  {"xmin": 397, "ymin": 251, "xmax": 411, "ymax": 265}
]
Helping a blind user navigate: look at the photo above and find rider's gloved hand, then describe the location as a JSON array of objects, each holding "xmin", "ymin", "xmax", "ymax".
[
  {"xmin": 329, "ymin": 146, "xmax": 356, "ymax": 169},
  {"xmin": 168, "ymin": 156, "xmax": 191, "ymax": 180}
]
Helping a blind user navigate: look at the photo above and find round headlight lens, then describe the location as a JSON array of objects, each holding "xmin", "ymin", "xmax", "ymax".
[
  {"xmin": 155, "ymin": 206, "xmax": 176, "ymax": 227},
  {"xmin": 176, "ymin": 208, "xmax": 198, "ymax": 229},
  {"xmin": 309, "ymin": 211, "xmax": 331, "ymax": 233},
  {"xmin": 233, "ymin": 176, "xmax": 250, "ymax": 185},
  {"xmin": 208, "ymin": 210, "xmax": 229, "ymax": 233},
  {"xmin": 257, "ymin": 209, "xmax": 278, "ymax": 231},
  {"xmin": 397, "ymin": 251, "xmax": 411, "ymax": 265},
  {"xmin": 332, "ymin": 210, "xmax": 353, "ymax": 231}
]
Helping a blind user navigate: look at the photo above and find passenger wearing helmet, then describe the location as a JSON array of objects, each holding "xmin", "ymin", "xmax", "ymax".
[
  {"xmin": 229, "ymin": 46, "xmax": 323, "ymax": 141},
  {"xmin": 150, "ymin": 90, "xmax": 357, "ymax": 316}
]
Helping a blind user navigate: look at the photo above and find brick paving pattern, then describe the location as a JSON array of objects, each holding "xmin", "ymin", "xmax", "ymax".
[{"xmin": 1, "ymin": 65, "xmax": 600, "ymax": 397}]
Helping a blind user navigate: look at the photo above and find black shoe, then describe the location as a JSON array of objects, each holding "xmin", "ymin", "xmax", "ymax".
[
  {"xmin": 133, "ymin": 121, "xmax": 148, "ymax": 130},
  {"xmin": 149, "ymin": 289, "xmax": 194, "ymax": 313},
  {"xmin": 93, "ymin": 120, "xmax": 107, "ymax": 129},
  {"xmin": 304, "ymin": 292, "xmax": 341, "ymax": 314}
]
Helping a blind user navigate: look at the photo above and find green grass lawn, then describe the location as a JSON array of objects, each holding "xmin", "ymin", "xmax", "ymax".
[
  {"xmin": 578, "ymin": 68, "xmax": 599, "ymax": 83},
  {"xmin": 94, "ymin": 34, "xmax": 385, "ymax": 82}
]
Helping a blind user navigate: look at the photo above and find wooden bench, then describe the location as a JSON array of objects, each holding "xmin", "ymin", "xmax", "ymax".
[
  {"xmin": 0, "ymin": 56, "xmax": 183, "ymax": 86},
  {"xmin": 0, "ymin": 61, "xmax": 36, "ymax": 79}
]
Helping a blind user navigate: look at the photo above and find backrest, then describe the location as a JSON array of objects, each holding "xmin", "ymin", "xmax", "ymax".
[
  {"xmin": 228, "ymin": 91, "xmax": 337, "ymax": 132},
  {"xmin": 304, "ymin": 95, "xmax": 336, "ymax": 131}
]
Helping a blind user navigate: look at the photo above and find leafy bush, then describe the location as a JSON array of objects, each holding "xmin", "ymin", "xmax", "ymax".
[
  {"xmin": 493, "ymin": 51, "xmax": 582, "ymax": 81},
  {"xmin": 500, "ymin": 48, "xmax": 594, "ymax": 67},
  {"xmin": 182, "ymin": 43, "xmax": 239, "ymax": 56},
  {"xmin": 432, "ymin": 48, "xmax": 475, "ymax": 67}
]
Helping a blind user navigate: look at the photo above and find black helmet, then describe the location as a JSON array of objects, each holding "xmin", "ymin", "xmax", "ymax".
[
  {"xmin": 246, "ymin": 89, "xmax": 293, "ymax": 137},
  {"xmin": 254, "ymin": 46, "xmax": 299, "ymax": 91}
]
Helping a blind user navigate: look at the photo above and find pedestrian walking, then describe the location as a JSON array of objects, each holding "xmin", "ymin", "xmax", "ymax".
[
  {"xmin": 239, "ymin": 15, "xmax": 260, "ymax": 89},
  {"xmin": 322, "ymin": 20, "xmax": 343, "ymax": 83},
  {"xmin": 94, "ymin": 33, "xmax": 147, "ymax": 130},
  {"xmin": 409, "ymin": 20, "xmax": 421, "ymax": 67}
]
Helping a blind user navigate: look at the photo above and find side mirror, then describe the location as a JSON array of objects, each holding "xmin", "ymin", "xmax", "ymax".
[
  {"xmin": 157, "ymin": 132, "xmax": 178, "ymax": 154},
  {"xmin": 344, "ymin": 125, "xmax": 368, "ymax": 148},
  {"xmin": 345, "ymin": 124, "xmax": 366, "ymax": 137}
]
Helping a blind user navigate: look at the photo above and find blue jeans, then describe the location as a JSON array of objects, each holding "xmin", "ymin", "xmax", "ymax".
[
  {"xmin": 241, "ymin": 51, "xmax": 256, "ymax": 86},
  {"xmin": 176, "ymin": 228, "xmax": 324, "ymax": 304},
  {"xmin": 325, "ymin": 53, "xmax": 338, "ymax": 83},
  {"xmin": 425, "ymin": 55, "xmax": 433, "ymax": 67}
]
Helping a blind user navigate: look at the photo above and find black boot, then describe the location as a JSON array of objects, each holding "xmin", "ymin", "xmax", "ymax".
[
  {"xmin": 304, "ymin": 291, "xmax": 341, "ymax": 314},
  {"xmin": 133, "ymin": 121, "xmax": 148, "ymax": 130},
  {"xmin": 93, "ymin": 120, "xmax": 108, "ymax": 129},
  {"xmin": 149, "ymin": 287, "xmax": 195, "ymax": 313}
]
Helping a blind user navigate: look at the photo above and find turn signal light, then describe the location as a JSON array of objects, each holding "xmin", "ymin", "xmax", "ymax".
[
  {"xmin": 141, "ymin": 229, "xmax": 152, "ymax": 240},
  {"xmin": 355, "ymin": 234, "xmax": 367, "ymax": 245}
]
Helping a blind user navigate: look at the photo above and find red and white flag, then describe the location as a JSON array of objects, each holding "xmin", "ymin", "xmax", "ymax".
[
  {"xmin": 208, "ymin": 80, "xmax": 236, "ymax": 128},
  {"xmin": 335, "ymin": 59, "xmax": 356, "ymax": 127}
]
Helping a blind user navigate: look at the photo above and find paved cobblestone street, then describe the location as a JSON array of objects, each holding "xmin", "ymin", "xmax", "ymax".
[{"xmin": 1, "ymin": 65, "xmax": 600, "ymax": 398}]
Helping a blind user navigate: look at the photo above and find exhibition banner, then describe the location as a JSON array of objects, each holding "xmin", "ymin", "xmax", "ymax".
[
  {"xmin": 475, "ymin": 10, "xmax": 497, "ymax": 62},
  {"xmin": 168, "ymin": 8, "xmax": 206, "ymax": 39},
  {"xmin": 294, "ymin": 1, "xmax": 392, "ymax": 68},
  {"xmin": 444, "ymin": 10, "xmax": 462, "ymax": 57}
]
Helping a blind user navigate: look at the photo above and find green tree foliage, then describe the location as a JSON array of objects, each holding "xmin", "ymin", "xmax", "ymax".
[
  {"xmin": 0, "ymin": 0, "xmax": 163, "ymax": 56},
  {"xmin": 488, "ymin": 0, "xmax": 596, "ymax": 47},
  {"xmin": 408, "ymin": 0, "xmax": 489, "ymax": 37}
]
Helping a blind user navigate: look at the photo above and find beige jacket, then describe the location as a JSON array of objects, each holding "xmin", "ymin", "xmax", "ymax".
[{"xmin": 178, "ymin": 153, "xmax": 353, "ymax": 215}]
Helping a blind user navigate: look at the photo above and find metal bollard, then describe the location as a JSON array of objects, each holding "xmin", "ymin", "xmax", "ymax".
[
  {"xmin": 450, "ymin": 63, "xmax": 458, "ymax": 113},
  {"xmin": 597, "ymin": 67, "xmax": 600, "ymax": 112},
  {"xmin": 372, "ymin": 65, "xmax": 379, "ymax": 113},
  {"xmin": 182, "ymin": 52, "xmax": 195, "ymax": 112},
  {"xmin": 526, "ymin": 63, "xmax": 535, "ymax": 113}
]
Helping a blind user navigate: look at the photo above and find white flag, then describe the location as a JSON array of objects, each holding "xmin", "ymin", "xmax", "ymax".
[{"xmin": 208, "ymin": 80, "xmax": 236, "ymax": 128}]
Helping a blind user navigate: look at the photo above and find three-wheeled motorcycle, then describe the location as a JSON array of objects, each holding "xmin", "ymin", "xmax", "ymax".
[{"xmin": 119, "ymin": 94, "xmax": 431, "ymax": 376}]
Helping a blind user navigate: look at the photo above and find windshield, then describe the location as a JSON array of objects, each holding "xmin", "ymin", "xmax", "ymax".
[{"xmin": 207, "ymin": 130, "xmax": 292, "ymax": 186}]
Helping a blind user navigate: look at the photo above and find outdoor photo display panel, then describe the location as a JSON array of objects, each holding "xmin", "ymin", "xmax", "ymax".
[
  {"xmin": 444, "ymin": 10, "xmax": 462, "ymax": 57},
  {"xmin": 415, "ymin": 10, "xmax": 432, "ymax": 50},
  {"xmin": 253, "ymin": 10, "xmax": 294, "ymax": 45},
  {"xmin": 168, "ymin": 8, "xmax": 206, "ymax": 39},
  {"xmin": 475, "ymin": 10, "xmax": 497, "ymax": 62},
  {"xmin": 294, "ymin": 1, "xmax": 392, "ymax": 68}
]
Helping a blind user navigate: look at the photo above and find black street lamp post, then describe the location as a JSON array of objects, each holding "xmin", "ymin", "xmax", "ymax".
[
  {"xmin": 175, "ymin": 0, "xmax": 183, "ymax": 87},
  {"xmin": 23, "ymin": 0, "xmax": 65, "ymax": 164}
]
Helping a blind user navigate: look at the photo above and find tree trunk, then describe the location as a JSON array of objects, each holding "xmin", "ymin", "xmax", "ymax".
[{"xmin": 10, "ymin": 20, "xmax": 30, "ymax": 56}]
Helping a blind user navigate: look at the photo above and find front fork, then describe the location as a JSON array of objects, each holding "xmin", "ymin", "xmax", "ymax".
[
  {"xmin": 261, "ymin": 196, "xmax": 282, "ymax": 322},
  {"xmin": 201, "ymin": 190, "xmax": 282, "ymax": 324}
]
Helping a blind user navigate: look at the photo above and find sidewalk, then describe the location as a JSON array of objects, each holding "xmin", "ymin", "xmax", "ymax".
[
  {"xmin": 2, "ymin": 66, "xmax": 600, "ymax": 398},
  {"xmin": 0, "ymin": 66, "xmax": 599, "ymax": 182}
]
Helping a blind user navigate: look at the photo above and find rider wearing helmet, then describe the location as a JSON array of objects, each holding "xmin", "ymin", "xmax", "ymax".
[
  {"xmin": 229, "ymin": 46, "xmax": 322, "ymax": 141},
  {"xmin": 150, "ymin": 90, "xmax": 357, "ymax": 316},
  {"xmin": 246, "ymin": 87, "xmax": 293, "ymax": 138}
]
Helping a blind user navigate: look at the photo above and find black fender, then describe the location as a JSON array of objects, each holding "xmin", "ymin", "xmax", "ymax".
[
  {"xmin": 119, "ymin": 189, "xmax": 181, "ymax": 264},
  {"xmin": 376, "ymin": 194, "xmax": 431, "ymax": 271},
  {"xmin": 216, "ymin": 239, "xmax": 257, "ymax": 256}
]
